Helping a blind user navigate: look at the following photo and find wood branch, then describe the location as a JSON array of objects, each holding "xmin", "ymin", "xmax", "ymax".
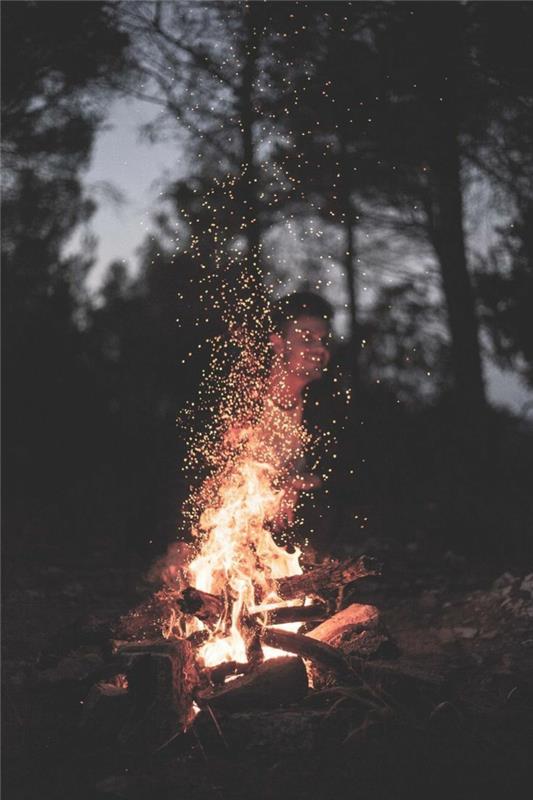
[
  {"xmin": 197, "ymin": 656, "xmax": 308, "ymax": 712},
  {"xmin": 150, "ymin": 17, "xmax": 235, "ymax": 89},
  {"xmin": 251, "ymin": 602, "xmax": 328, "ymax": 626},
  {"xmin": 115, "ymin": 588, "xmax": 183, "ymax": 641},
  {"xmin": 118, "ymin": 639, "xmax": 198, "ymax": 753},
  {"xmin": 261, "ymin": 628, "xmax": 349, "ymax": 675},
  {"xmin": 353, "ymin": 659, "xmax": 445, "ymax": 703},
  {"xmin": 307, "ymin": 604, "xmax": 380, "ymax": 643},
  {"xmin": 176, "ymin": 556, "xmax": 379, "ymax": 632},
  {"xmin": 176, "ymin": 587, "xmax": 225, "ymax": 626},
  {"xmin": 204, "ymin": 660, "xmax": 253, "ymax": 687},
  {"xmin": 240, "ymin": 612, "xmax": 264, "ymax": 666},
  {"xmin": 307, "ymin": 604, "xmax": 399, "ymax": 662},
  {"xmin": 276, "ymin": 555, "xmax": 382, "ymax": 602},
  {"xmin": 111, "ymin": 640, "xmax": 178, "ymax": 656}
]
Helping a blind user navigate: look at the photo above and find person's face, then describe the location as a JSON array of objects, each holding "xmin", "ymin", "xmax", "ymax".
[{"xmin": 271, "ymin": 315, "xmax": 331, "ymax": 383}]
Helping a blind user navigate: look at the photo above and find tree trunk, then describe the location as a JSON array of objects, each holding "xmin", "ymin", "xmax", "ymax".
[
  {"xmin": 420, "ymin": 3, "xmax": 486, "ymax": 420},
  {"xmin": 239, "ymin": 4, "xmax": 262, "ymax": 299},
  {"xmin": 338, "ymin": 133, "xmax": 360, "ymax": 390},
  {"xmin": 428, "ymin": 118, "xmax": 486, "ymax": 419}
]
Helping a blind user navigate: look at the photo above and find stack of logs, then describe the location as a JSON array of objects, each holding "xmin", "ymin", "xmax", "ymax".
[{"xmin": 81, "ymin": 555, "xmax": 418, "ymax": 753}]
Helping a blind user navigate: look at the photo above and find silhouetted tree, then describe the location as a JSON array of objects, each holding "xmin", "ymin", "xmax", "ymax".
[
  {"xmin": 477, "ymin": 200, "xmax": 533, "ymax": 388},
  {"xmin": 370, "ymin": 2, "xmax": 533, "ymax": 418},
  {"xmin": 2, "ymin": 1, "xmax": 129, "ymax": 547}
]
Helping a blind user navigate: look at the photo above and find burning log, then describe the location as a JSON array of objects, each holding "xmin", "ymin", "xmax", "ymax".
[
  {"xmin": 204, "ymin": 660, "xmax": 253, "ymax": 686},
  {"xmin": 177, "ymin": 556, "xmax": 378, "ymax": 630},
  {"xmin": 115, "ymin": 588, "xmax": 184, "ymax": 641},
  {"xmin": 176, "ymin": 587, "xmax": 225, "ymax": 626},
  {"xmin": 250, "ymin": 601, "xmax": 328, "ymax": 626},
  {"xmin": 306, "ymin": 603, "xmax": 380, "ymax": 642},
  {"xmin": 276, "ymin": 555, "xmax": 381, "ymax": 603},
  {"xmin": 177, "ymin": 590, "xmax": 329, "ymax": 629},
  {"xmin": 261, "ymin": 628, "xmax": 349, "ymax": 675},
  {"xmin": 241, "ymin": 612, "xmax": 265, "ymax": 666},
  {"xmin": 308, "ymin": 603, "xmax": 399, "ymax": 661},
  {"xmin": 197, "ymin": 656, "xmax": 308, "ymax": 711}
]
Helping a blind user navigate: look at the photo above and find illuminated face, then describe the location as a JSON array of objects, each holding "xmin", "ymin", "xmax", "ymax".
[{"xmin": 273, "ymin": 314, "xmax": 331, "ymax": 383}]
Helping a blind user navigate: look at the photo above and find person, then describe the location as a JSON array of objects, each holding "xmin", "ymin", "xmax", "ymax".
[{"xmin": 263, "ymin": 291, "xmax": 334, "ymax": 537}]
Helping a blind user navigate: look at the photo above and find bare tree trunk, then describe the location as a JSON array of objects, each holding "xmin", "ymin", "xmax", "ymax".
[
  {"xmin": 338, "ymin": 134, "xmax": 360, "ymax": 390},
  {"xmin": 427, "ymin": 119, "xmax": 486, "ymax": 419},
  {"xmin": 421, "ymin": 4, "xmax": 486, "ymax": 421},
  {"xmin": 239, "ymin": 4, "xmax": 262, "ymax": 293}
]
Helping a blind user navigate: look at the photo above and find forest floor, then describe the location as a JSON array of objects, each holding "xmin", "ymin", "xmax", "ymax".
[{"xmin": 3, "ymin": 532, "xmax": 533, "ymax": 800}]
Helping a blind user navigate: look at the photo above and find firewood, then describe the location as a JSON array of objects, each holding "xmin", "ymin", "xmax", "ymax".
[
  {"xmin": 177, "ymin": 557, "xmax": 378, "ymax": 628},
  {"xmin": 276, "ymin": 555, "xmax": 381, "ymax": 602},
  {"xmin": 306, "ymin": 603, "xmax": 379, "ymax": 642},
  {"xmin": 111, "ymin": 639, "xmax": 176, "ymax": 655},
  {"xmin": 261, "ymin": 628, "xmax": 349, "ymax": 675},
  {"xmin": 204, "ymin": 660, "xmax": 253, "ymax": 686},
  {"xmin": 308, "ymin": 604, "xmax": 399, "ymax": 660},
  {"xmin": 197, "ymin": 656, "xmax": 308, "ymax": 711},
  {"xmin": 115, "ymin": 588, "xmax": 183, "ymax": 640},
  {"xmin": 250, "ymin": 601, "xmax": 328, "ymax": 626},
  {"xmin": 176, "ymin": 587, "xmax": 225, "ymax": 626},
  {"xmin": 118, "ymin": 639, "xmax": 198, "ymax": 753},
  {"xmin": 240, "ymin": 612, "xmax": 265, "ymax": 666},
  {"xmin": 353, "ymin": 659, "xmax": 445, "ymax": 704}
]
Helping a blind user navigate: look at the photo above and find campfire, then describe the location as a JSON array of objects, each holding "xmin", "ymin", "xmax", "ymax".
[
  {"xmin": 103, "ymin": 400, "xmax": 384, "ymax": 752},
  {"xmin": 84, "ymin": 311, "xmax": 394, "ymax": 753}
]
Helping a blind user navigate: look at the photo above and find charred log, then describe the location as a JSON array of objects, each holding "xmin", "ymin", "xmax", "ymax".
[
  {"xmin": 204, "ymin": 660, "xmax": 253, "ymax": 686},
  {"xmin": 306, "ymin": 603, "xmax": 379, "ymax": 641},
  {"xmin": 261, "ymin": 628, "xmax": 349, "ymax": 675},
  {"xmin": 176, "ymin": 587, "xmax": 225, "ymax": 626},
  {"xmin": 115, "ymin": 588, "xmax": 184, "ymax": 641},
  {"xmin": 251, "ymin": 601, "xmax": 328, "ymax": 626},
  {"xmin": 307, "ymin": 604, "xmax": 399, "ymax": 661},
  {"xmin": 118, "ymin": 639, "xmax": 198, "ymax": 753},
  {"xmin": 276, "ymin": 556, "xmax": 381, "ymax": 602},
  {"xmin": 241, "ymin": 612, "xmax": 265, "ymax": 666},
  {"xmin": 197, "ymin": 656, "xmax": 308, "ymax": 711}
]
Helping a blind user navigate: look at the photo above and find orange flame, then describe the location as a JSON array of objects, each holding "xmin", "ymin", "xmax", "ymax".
[{"xmin": 185, "ymin": 398, "xmax": 308, "ymax": 667}]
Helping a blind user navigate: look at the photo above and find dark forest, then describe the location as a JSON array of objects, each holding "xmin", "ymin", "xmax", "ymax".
[{"xmin": 2, "ymin": 3, "xmax": 533, "ymax": 799}]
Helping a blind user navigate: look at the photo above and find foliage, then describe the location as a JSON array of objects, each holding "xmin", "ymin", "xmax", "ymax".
[
  {"xmin": 476, "ymin": 202, "xmax": 533, "ymax": 386},
  {"xmin": 3, "ymin": 1, "xmax": 532, "ymax": 560}
]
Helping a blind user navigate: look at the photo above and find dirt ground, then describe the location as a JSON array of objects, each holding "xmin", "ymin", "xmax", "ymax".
[{"xmin": 3, "ymin": 534, "xmax": 533, "ymax": 800}]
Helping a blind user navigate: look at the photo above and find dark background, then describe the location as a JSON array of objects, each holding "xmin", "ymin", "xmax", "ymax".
[
  {"xmin": 3, "ymin": 0, "xmax": 533, "ymax": 572},
  {"xmin": 3, "ymin": 5, "xmax": 533, "ymax": 799}
]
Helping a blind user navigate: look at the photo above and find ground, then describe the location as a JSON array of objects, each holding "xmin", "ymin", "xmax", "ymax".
[{"xmin": 3, "ymin": 534, "xmax": 533, "ymax": 800}]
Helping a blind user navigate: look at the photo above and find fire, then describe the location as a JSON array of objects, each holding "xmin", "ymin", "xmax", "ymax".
[{"xmin": 186, "ymin": 400, "xmax": 307, "ymax": 667}]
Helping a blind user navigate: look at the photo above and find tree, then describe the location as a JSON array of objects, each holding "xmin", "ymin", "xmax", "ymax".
[
  {"xmin": 115, "ymin": 1, "xmax": 268, "ymax": 283},
  {"xmin": 476, "ymin": 200, "xmax": 533, "ymax": 387},
  {"xmin": 370, "ymin": 2, "xmax": 533, "ymax": 418},
  {"xmin": 2, "ymin": 1, "xmax": 129, "ymax": 546}
]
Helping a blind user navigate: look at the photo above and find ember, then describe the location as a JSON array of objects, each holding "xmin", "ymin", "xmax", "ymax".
[{"xmin": 107, "ymin": 236, "xmax": 386, "ymax": 742}]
